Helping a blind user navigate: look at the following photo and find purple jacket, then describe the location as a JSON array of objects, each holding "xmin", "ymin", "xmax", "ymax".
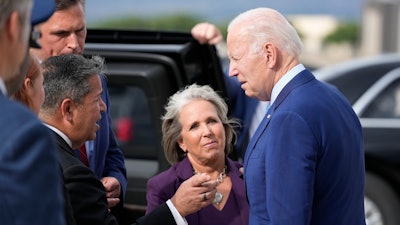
[{"xmin": 146, "ymin": 157, "xmax": 249, "ymax": 225}]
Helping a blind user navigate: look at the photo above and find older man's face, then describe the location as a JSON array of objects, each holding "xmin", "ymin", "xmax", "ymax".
[{"xmin": 227, "ymin": 26, "xmax": 272, "ymax": 101}]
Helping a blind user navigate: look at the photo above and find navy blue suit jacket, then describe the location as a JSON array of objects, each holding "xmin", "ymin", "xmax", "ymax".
[
  {"xmin": 244, "ymin": 69, "xmax": 366, "ymax": 225},
  {"xmin": 0, "ymin": 93, "xmax": 65, "ymax": 225}
]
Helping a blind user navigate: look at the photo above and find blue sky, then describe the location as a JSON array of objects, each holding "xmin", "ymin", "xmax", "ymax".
[{"xmin": 86, "ymin": 0, "xmax": 365, "ymax": 25}]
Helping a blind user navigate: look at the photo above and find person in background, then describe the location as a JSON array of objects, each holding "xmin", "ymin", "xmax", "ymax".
[
  {"xmin": 226, "ymin": 8, "xmax": 365, "ymax": 225},
  {"xmin": 11, "ymin": 53, "xmax": 44, "ymax": 115},
  {"xmin": 191, "ymin": 22, "xmax": 267, "ymax": 161},
  {"xmin": 30, "ymin": 0, "xmax": 126, "ymax": 215},
  {"xmin": 146, "ymin": 84, "xmax": 249, "ymax": 225},
  {"xmin": 0, "ymin": 0, "xmax": 65, "ymax": 224}
]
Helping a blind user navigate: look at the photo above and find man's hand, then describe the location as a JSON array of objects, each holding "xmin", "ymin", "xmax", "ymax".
[
  {"xmin": 101, "ymin": 176, "xmax": 121, "ymax": 208},
  {"xmin": 171, "ymin": 173, "xmax": 217, "ymax": 217},
  {"xmin": 191, "ymin": 22, "xmax": 223, "ymax": 45}
]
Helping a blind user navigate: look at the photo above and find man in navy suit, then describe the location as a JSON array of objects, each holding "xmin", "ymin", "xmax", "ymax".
[
  {"xmin": 226, "ymin": 8, "xmax": 366, "ymax": 225},
  {"xmin": 0, "ymin": 0, "xmax": 66, "ymax": 224}
]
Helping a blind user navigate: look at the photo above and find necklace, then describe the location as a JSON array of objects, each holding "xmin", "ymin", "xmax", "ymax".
[{"xmin": 193, "ymin": 166, "xmax": 227, "ymax": 205}]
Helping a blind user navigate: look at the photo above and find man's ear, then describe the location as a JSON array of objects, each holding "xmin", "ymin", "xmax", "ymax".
[
  {"xmin": 263, "ymin": 42, "xmax": 277, "ymax": 69},
  {"xmin": 5, "ymin": 11, "xmax": 22, "ymax": 44},
  {"xmin": 60, "ymin": 98, "xmax": 74, "ymax": 122},
  {"xmin": 24, "ymin": 78, "xmax": 33, "ymax": 94}
]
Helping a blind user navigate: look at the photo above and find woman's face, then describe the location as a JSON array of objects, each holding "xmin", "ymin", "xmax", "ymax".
[
  {"xmin": 28, "ymin": 72, "xmax": 45, "ymax": 115},
  {"xmin": 177, "ymin": 99, "xmax": 226, "ymax": 164}
]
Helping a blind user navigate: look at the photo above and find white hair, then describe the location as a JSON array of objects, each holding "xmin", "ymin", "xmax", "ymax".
[{"xmin": 228, "ymin": 7, "xmax": 303, "ymax": 57}]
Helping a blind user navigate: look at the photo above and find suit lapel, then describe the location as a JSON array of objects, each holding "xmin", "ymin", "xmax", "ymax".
[
  {"xmin": 50, "ymin": 130, "xmax": 77, "ymax": 158},
  {"xmin": 243, "ymin": 69, "xmax": 315, "ymax": 166}
]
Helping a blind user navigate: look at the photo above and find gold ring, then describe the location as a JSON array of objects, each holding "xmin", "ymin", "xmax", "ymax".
[{"xmin": 202, "ymin": 192, "xmax": 207, "ymax": 201}]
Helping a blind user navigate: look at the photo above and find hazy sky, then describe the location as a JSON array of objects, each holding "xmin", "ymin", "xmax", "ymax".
[{"xmin": 86, "ymin": 0, "xmax": 365, "ymax": 24}]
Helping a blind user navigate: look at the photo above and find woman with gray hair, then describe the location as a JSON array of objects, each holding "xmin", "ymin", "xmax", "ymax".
[{"xmin": 146, "ymin": 84, "xmax": 249, "ymax": 225}]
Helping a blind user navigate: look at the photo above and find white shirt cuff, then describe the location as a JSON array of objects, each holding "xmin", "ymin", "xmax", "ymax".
[{"xmin": 166, "ymin": 199, "xmax": 188, "ymax": 225}]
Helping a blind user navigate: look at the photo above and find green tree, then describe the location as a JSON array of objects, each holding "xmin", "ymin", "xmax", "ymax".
[
  {"xmin": 91, "ymin": 14, "xmax": 228, "ymax": 39},
  {"xmin": 323, "ymin": 22, "xmax": 359, "ymax": 45},
  {"xmin": 92, "ymin": 14, "xmax": 202, "ymax": 31}
]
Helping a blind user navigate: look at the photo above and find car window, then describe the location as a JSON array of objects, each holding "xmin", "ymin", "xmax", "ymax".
[
  {"xmin": 108, "ymin": 86, "xmax": 157, "ymax": 159},
  {"xmin": 362, "ymin": 79, "xmax": 400, "ymax": 118}
]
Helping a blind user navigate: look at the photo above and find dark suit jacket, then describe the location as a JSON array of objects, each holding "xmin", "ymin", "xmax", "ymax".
[
  {"xmin": 52, "ymin": 131, "xmax": 118, "ymax": 225},
  {"xmin": 0, "ymin": 93, "xmax": 65, "ymax": 225},
  {"xmin": 244, "ymin": 69, "xmax": 366, "ymax": 225},
  {"xmin": 51, "ymin": 130, "xmax": 177, "ymax": 225},
  {"xmin": 146, "ymin": 157, "xmax": 249, "ymax": 225}
]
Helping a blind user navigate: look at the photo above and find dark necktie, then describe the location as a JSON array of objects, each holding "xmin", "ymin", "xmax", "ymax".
[{"xmin": 78, "ymin": 144, "xmax": 89, "ymax": 166}]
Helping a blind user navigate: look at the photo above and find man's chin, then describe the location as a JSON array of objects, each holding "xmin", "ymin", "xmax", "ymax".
[{"xmin": 89, "ymin": 134, "xmax": 97, "ymax": 141}]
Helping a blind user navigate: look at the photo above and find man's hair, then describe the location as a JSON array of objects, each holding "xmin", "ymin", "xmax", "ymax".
[
  {"xmin": 55, "ymin": 0, "xmax": 85, "ymax": 11},
  {"xmin": 41, "ymin": 54, "xmax": 105, "ymax": 115},
  {"xmin": 0, "ymin": 0, "xmax": 31, "ymax": 29},
  {"xmin": 228, "ymin": 7, "xmax": 303, "ymax": 58}
]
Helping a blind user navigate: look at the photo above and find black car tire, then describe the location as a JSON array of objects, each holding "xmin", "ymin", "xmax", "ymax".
[{"xmin": 365, "ymin": 172, "xmax": 400, "ymax": 225}]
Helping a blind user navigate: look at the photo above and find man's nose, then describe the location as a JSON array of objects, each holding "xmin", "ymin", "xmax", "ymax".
[
  {"xmin": 100, "ymin": 98, "xmax": 107, "ymax": 112},
  {"xmin": 67, "ymin": 33, "xmax": 79, "ymax": 49},
  {"xmin": 228, "ymin": 62, "xmax": 238, "ymax": 77}
]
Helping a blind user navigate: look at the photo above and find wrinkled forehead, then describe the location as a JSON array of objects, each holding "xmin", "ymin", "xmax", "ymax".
[
  {"xmin": 227, "ymin": 22, "xmax": 252, "ymax": 45},
  {"xmin": 227, "ymin": 31, "xmax": 251, "ymax": 56}
]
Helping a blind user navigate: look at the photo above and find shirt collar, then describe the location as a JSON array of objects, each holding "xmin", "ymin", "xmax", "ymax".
[
  {"xmin": 270, "ymin": 64, "xmax": 306, "ymax": 106},
  {"xmin": 43, "ymin": 123, "xmax": 73, "ymax": 148},
  {"xmin": 0, "ymin": 78, "xmax": 7, "ymax": 96}
]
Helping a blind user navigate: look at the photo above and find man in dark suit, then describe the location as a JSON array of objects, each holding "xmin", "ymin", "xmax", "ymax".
[
  {"xmin": 39, "ymin": 54, "xmax": 218, "ymax": 225},
  {"xmin": 226, "ymin": 8, "xmax": 366, "ymax": 225},
  {"xmin": 0, "ymin": 0, "xmax": 66, "ymax": 225}
]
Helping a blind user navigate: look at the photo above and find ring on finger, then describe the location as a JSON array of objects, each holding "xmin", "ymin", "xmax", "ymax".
[{"xmin": 202, "ymin": 192, "xmax": 207, "ymax": 201}]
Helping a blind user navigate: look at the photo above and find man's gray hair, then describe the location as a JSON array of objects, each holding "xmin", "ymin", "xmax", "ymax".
[
  {"xmin": 41, "ymin": 54, "xmax": 105, "ymax": 115},
  {"xmin": 0, "ymin": 0, "xmax": 32, "ymax": 29}
]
